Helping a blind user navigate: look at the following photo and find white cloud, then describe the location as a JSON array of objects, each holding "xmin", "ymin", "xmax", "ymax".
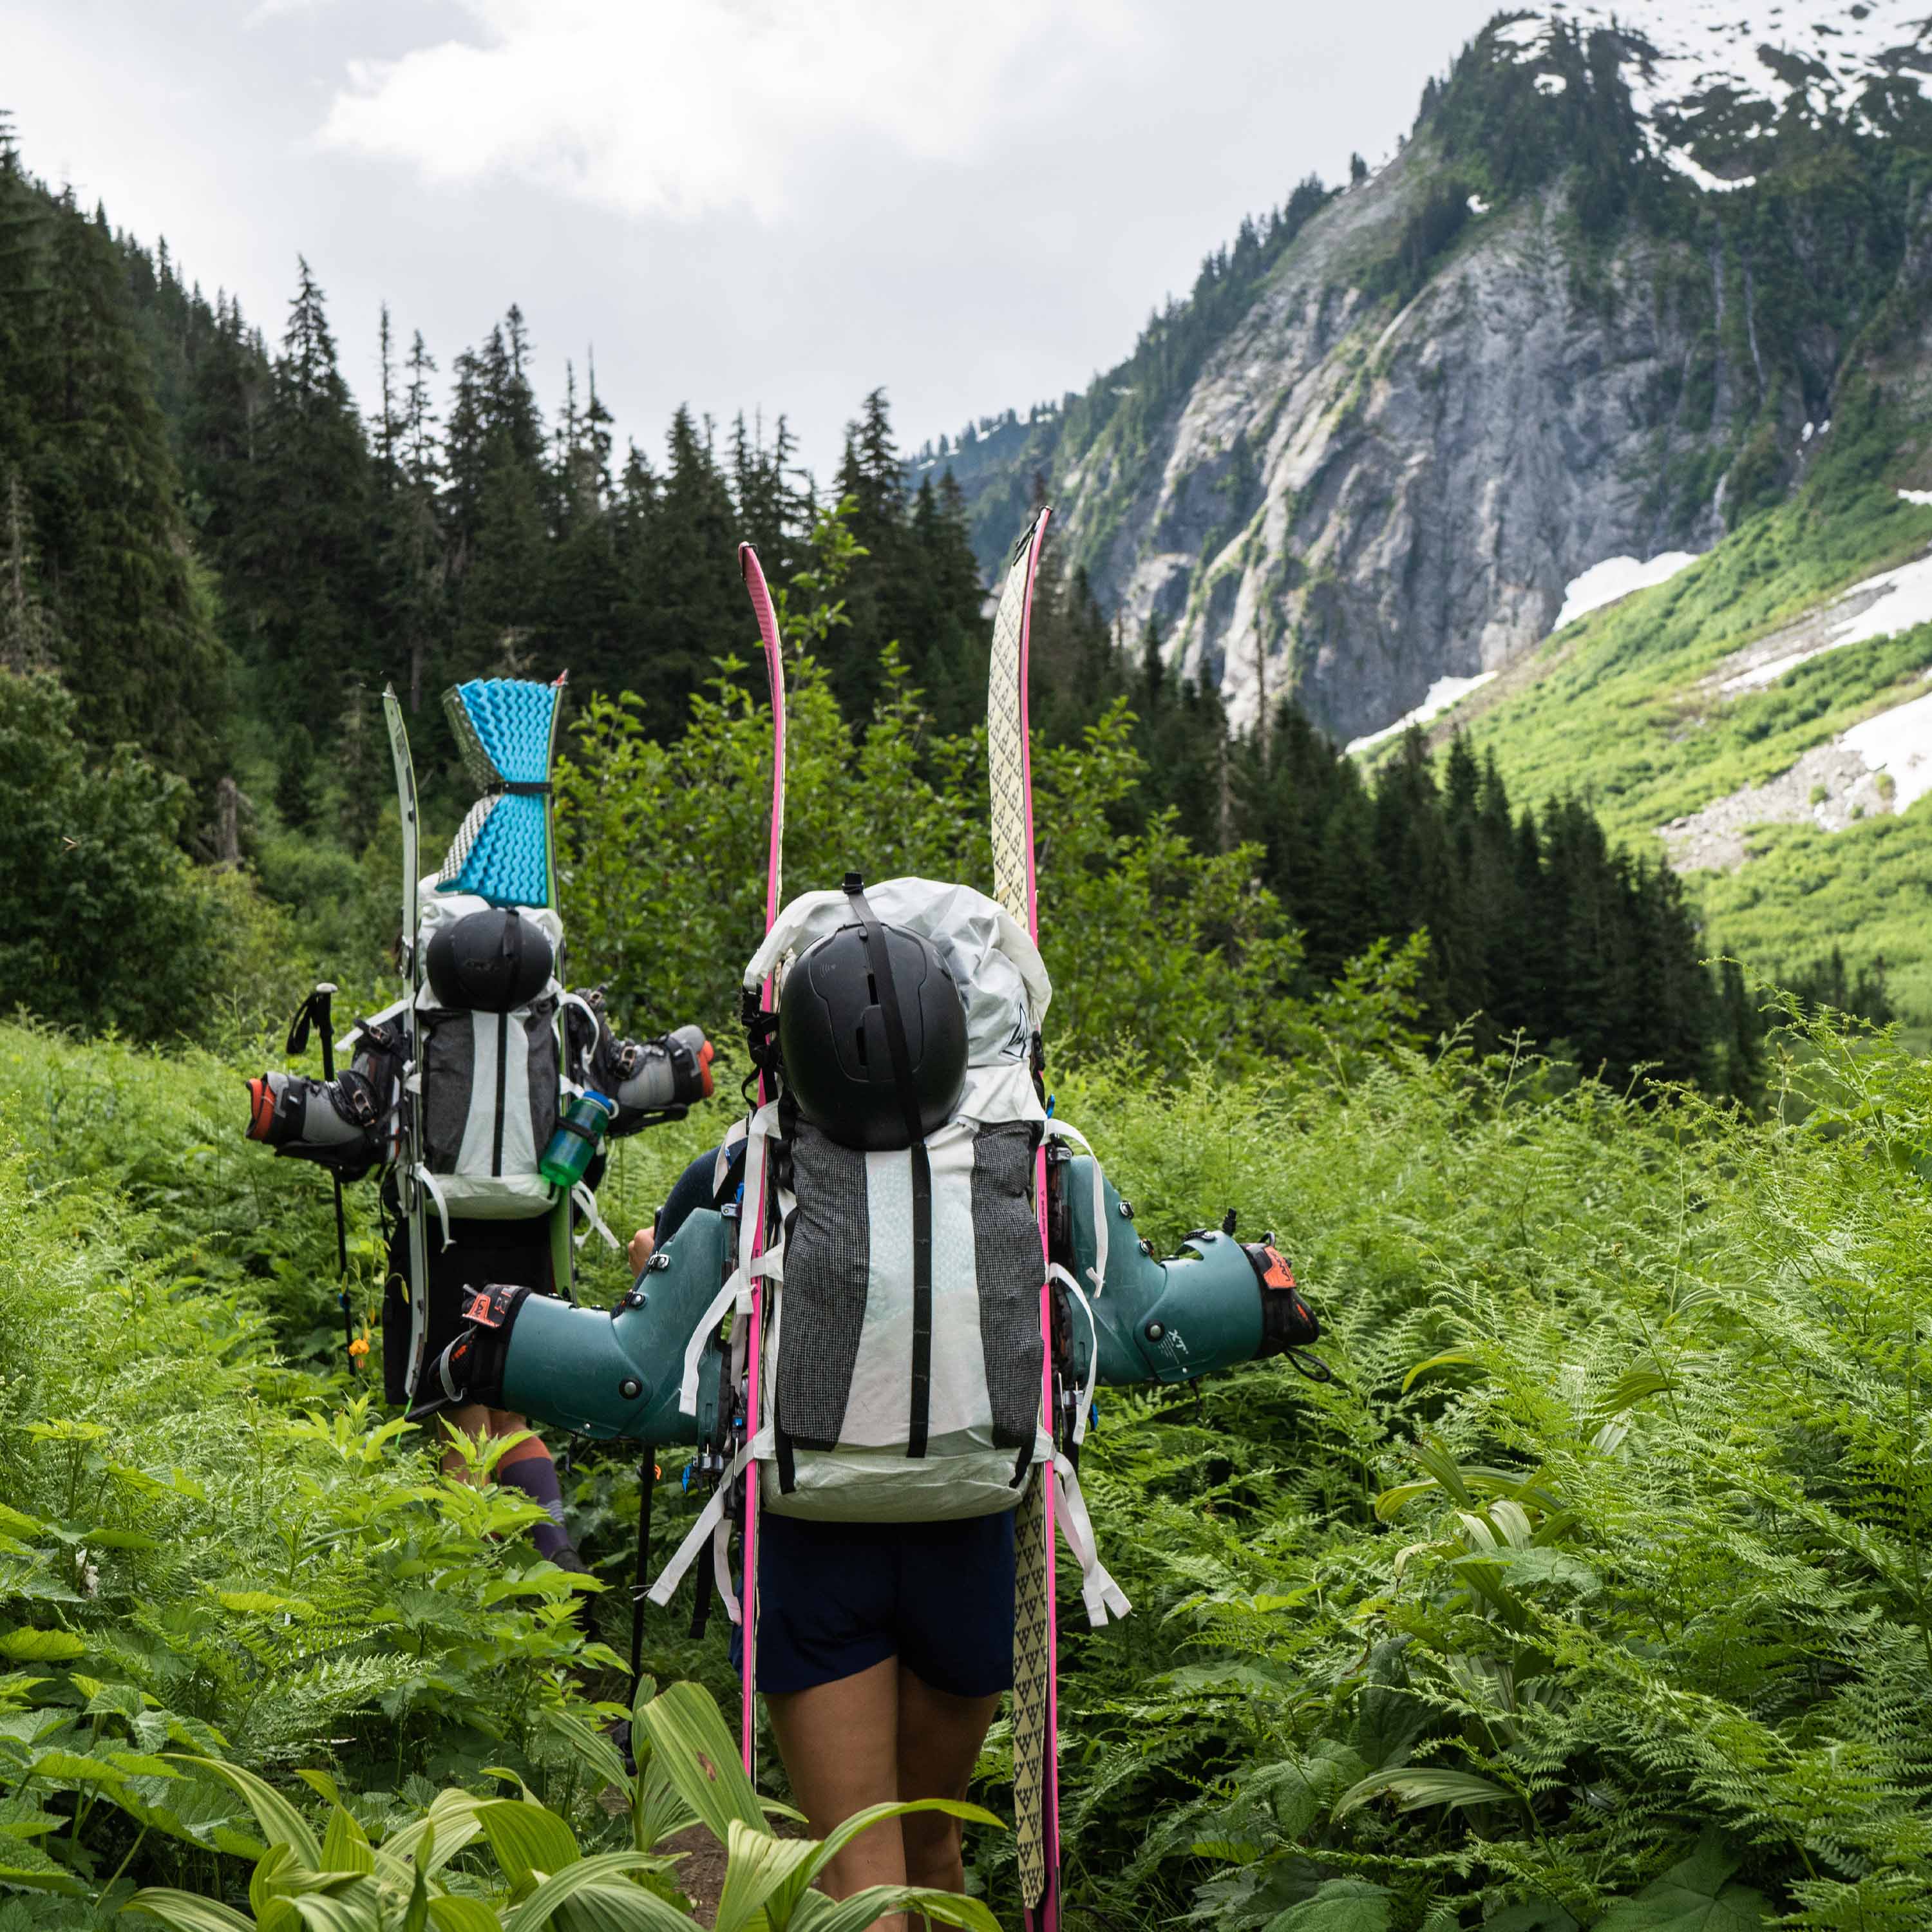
[
  {"xmin": 317, "ymin": 0, "xmax": 1143, "ymax": 221},
  {"xmin": 246, "ymin": 0, "xmax": 338, "ymax": 23}
]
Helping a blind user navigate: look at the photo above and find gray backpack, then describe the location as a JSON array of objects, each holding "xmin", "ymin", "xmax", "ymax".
[{"xmin": 652, "ymin": 878, "xmax": 1130, "ymax": 1627}]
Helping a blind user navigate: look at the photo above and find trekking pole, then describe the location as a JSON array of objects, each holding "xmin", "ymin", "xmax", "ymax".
[
  {"xmin": 628, "ymin": 1446, "xmax": 656, "ymax": 1765},
  {"xmin": 313, "ymin": 981, "xmax": 355, "ymax": 1370}
]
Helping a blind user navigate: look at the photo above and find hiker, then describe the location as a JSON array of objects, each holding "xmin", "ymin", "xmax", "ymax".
[
  {"xmin": 609, "ymin": 878, "xmax": 1043, "ymax": 1900},
  {"xmin": 245, "ymin": 674, "xmax": 721, "ymax": 1582}
]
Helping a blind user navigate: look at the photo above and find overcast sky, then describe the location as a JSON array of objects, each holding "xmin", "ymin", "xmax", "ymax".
[{"xmin": 11, "ymin": 0, "xmax": 1501, "ymax": 482}]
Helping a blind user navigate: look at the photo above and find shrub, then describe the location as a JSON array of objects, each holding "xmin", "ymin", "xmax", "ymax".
[{"xmin": 0, "ymin": 672, "xmax": 298, "ymax": 1043}]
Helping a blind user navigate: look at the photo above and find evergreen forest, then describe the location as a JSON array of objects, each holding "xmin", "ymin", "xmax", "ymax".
[
  {"xmin": 0, "ymin": 122, "xmax": 1779, "ymax": 1094},
  {"xmin": 6, "ymin": 39, "xmax": 1932, "ymax": 1932}
]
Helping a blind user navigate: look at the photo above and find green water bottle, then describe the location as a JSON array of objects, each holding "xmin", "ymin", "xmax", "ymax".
[{"xmin": 540, "ymin": 1090, "xmax": 614, "ymax": 1190}]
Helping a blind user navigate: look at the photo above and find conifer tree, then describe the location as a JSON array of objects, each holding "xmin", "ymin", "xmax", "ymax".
[
  {"xmin": 0, "ymin": 158, "xmax": 229, "ymax": 783},
  {"xmin": 230, "ymin": 258, "xmax": 378, "ymax": 721}
]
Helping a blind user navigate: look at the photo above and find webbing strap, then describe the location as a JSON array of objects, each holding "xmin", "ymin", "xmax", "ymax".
[
  {"xmin": 647, "ymin": 1442, "xmax": 752, "ymax": 1610},
  {"xmin": 1054, "ymin": 1454, "xmax": 1132, "ymax": 1627},
  {"xmin": 843, "ymin": 876, "xmax": 933, "ymax": 1459}
]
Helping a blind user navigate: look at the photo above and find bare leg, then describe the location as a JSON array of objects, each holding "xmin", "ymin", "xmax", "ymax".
[
  {"xmin": 766, "ymin": 1658, "xmax": 905, "ymax": 1910},
  {"xmin": 896, "ymin": 1668, "xmax": 1002, "ymax": 1893}
]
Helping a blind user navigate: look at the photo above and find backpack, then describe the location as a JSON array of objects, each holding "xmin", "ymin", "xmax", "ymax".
[
  {"xmin": 651, "ymin": 876, "xmax": 1129, "ymax": 1625},
  {"xmin": 742, "ymin": 876, "xmax": 1054, "ymax": 1520},
  {"xmin": 407, "ymin": 889, "xmax": 567, "ymax": 1237}
]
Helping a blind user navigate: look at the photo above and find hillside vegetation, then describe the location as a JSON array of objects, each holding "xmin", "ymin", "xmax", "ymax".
[{"xmin": 1437, "ymin": 392, "xmax": 1932, "ymax": 1021}]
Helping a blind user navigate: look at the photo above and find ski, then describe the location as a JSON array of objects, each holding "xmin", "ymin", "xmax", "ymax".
[
  {"xmin": 381, "ymin": 685, "xmax": 430, "ymax": 1401},
  {"xmin": 987, "ymin": 506, "xmax": 1059, "ymax": 1932},
  {"xmin": 539, "ymin": 672, "xmax": 575, "ymax": 1303},
  {"xmin": 736, "ymin": 541, "xmax": 788, "ymax": 1781}
]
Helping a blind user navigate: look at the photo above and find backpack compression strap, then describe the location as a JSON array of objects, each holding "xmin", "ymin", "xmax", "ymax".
[{"xmin": 842, "ymin": 873, "xmax": 933, "ymax": 1459}]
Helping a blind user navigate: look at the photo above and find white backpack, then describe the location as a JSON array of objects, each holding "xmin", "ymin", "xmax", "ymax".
[
  {"xmin": 746, "ymin": 876, "xmax": 1056, "ymax": 1520},
  {"xmin": 653, "ymin": 877, "xmax": 1129, "ymax": 1625}
]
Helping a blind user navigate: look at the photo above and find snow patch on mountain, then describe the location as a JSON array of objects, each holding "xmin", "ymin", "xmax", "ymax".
[
  {"xmin": 1660, "ymin": 674, "xmax": 1932, "ymax": 871},
  {"xmin": 1719, "ymin": 549, "xmax": 1932, "ymax": 691},
  {"xmin": 1846, "ymin": 686, "xmax": 1932, "ymax": 810},
  {"xmin": 1502, "ymin": 0, "xmax": 1932, "ymax": 192},
  {"xmin": 1346, "ymin": 673, "xmax": 1498, "ymax": 755},
  {"xmin": 1555, "ymin": 552, "xmax": 1700, "ymax": 630}
]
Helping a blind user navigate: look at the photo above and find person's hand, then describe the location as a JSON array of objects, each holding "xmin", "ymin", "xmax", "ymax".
[{"xmin": 628, "ymin": 1226, "xmax": 656, "ymax": 1276}]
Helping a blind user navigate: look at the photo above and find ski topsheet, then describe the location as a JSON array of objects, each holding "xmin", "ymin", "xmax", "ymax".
[
  {"xmin": 381, "ymin": 687, "xmax": 431, "ymax": 1401},
  {"xmin": 736, "ymin": 542, "xmax": 788, "ymax": 1781},
  {"xmin": 987, "ymin": 506, "xmax": 1058, "ymax": 1931}
]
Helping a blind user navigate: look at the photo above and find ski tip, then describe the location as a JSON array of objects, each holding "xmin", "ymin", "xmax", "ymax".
[
  {"xmin": 1009, "ymin": 506, "xmax": 1052, "ymax": 571},
  {"xmin": 739, "ymin": 541, "xmax": 760, "ymax": 577}
]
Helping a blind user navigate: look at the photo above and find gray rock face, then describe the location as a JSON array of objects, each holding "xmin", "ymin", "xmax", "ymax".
[{"xmin": 1056, "ymin": 144, "xmax": 1767, "ymax": 742}]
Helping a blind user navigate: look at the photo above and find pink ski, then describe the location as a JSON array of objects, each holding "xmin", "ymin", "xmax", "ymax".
[{"xmin": 737, "ymin": 540, "xmax": 787, "ymax": 1781}]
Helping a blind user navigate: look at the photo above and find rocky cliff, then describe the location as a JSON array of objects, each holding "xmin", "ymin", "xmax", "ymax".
[{"xmin": 932, "ymin": 0, "xmax": 1932, "ymax": 743}]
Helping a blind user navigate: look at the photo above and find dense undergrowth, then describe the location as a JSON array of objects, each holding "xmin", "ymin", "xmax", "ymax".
[{"xmin": 7, "ymin": 993, "xmax": 1932, "ymax": 1927}]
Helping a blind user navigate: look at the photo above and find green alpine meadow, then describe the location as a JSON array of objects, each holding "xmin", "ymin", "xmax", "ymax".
[{"xmin": 11, "ymin": 2, "xmax": 1932, "ymax": 1926}]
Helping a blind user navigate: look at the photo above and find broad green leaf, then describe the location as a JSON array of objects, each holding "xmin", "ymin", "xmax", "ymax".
[
  {"xmin": 504, "ymin": 1851, "xmax": 683, "ymax": 1932},
  {"xmin": 402, "ymin": 1835, "xmax": 431, "ymax": 1932},
  {"xmin": 631, "ymin": 1683, "xmax": 763, "ymax": 1843},
  {"xmin": 0, "ymin": 1826, "xmax": 87, "ymax": 1895},
  {"xmin": 1260, "ymin": 1878, "xmax": 1394, "ymax": 1932},
  {"xmin": 0, "ymin": 1505, "xmax": 43, "ymax": 1538},
  {"xmin": 172, "ymin": 1754, "xmax": 324, "ymax": 1870},
  {"xmin": 254, "ymin": 1842, "xmax": 302, "ymax": 1917},
  {"xmin": 0, "ymin": 1797, "xmax": 62, "ymax": 1840},
  {"xmin": 428, "ymin": 1899, "xmax": 504, "ymax": 1932},
  {"xmin": 115, "ymin": 1767, "xmax": 266, "ymax": 1861},
  {"xmin": 1373, "ymin": 1480, "xmax": 1442, "ymax": 1521},
  {"xmin": 1333, "ymin": 1766, "xmax": 1516, "ymax": 1819},
  {"xmin": 551, "ymin": 1879, "xmax": 695, "ymax": 1932},
  {"xmin": 82, "ymin": 1680, "xmax": 147, "ymax": 1721},
  {"xmin": 321, "ymin": 1805, "xmax": 376, "ymax": 1877},
  {"xmin": 294, "ymin": 1771, "xmax": 347, "ymax": 1809},
  {"xmin": 714, "ymin": 1818, "xmax": 821, "ymax": 1932},
  {"xmin": 216, "ymin": 1592, "xmax": 308, "ymax": 1618},
  {"xmin": 26, "ymin": 1745, "xmax": 135, "ymax": 1787},
  {"xmin": 799, "ymin": 1799, "xmax": 1003, "ymax": 1914},
  {"xmin": 1407, "ymin": 1439, "xmax": 1472, "ymax": 1505},
  {"xmin": 287, "ymin": 1875, "xmax": 386, "ymax": 1932},
  {"xmin": 475, "ymin": 1797, "xmax": 580, "ymax": 1898},
  {"xmin": 1595, "ymin": 1833, "xmax": 1768, "ymax": 1932},
  {"xmin": 1401, "ymin": 1349, "xmax": 1483, "ymax": 1394},
  {"xmin": 1593, "ymin": 1367, "xmax": 1674, "ymax": 1423},
  {"xmin": 790, "ymin": 1884, "xmax": 999, "ymax": 1932},
  {"xmin": 0, "ymin": 1628, "xmax": 84, "ymax": 1662},
  {"xmin": 383, "ymin": 1792, "xmax": 484, "ymax": 1877},
  {"xmin": 122, "ymin": 1888, "xmax": 254, "ymax": 1932},
  {"xmin": 541, "ymin": 1707, "xmax": 630, "ymax": 1799},
  {"xmin": 632, "ymin": 1754, "xmax": 695, "ymax": 1856},
  {"xmin": 88, "ymin": 1530, "xmax": 161, "ymax": 1551}
]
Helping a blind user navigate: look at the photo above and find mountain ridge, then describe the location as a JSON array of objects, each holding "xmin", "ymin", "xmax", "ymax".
[{"xmin": 930, "ymin": 1, "xmax": 1932, "ymax": 744}]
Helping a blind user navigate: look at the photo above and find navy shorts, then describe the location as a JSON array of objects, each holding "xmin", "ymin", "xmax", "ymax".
[{"xmin": 736, "ymin": 1510, "xmax": 1017, "ymax": 1698}]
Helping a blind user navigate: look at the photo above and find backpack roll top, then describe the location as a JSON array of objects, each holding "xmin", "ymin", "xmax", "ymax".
[{"xmin": 739, "ymin": 876, "xmax": 1055, "ymax": 1523}]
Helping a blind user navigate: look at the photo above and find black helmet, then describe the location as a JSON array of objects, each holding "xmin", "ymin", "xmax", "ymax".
[
  {"xmin": 779, "ymin": 891, "xmax": 967, "ymax": 1151},
  {"xmin": 426, "ymin": 905, "xmax": 554, "ymax": 1011}
]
